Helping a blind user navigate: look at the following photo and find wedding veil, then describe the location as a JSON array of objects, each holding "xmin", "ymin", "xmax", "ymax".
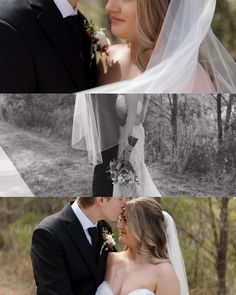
[
  {"xmin": 163, "ymin": 211, "xmax": 189, "ymax": 295},
  {"xmin": 72, "ymin": 0, "xmax": 236, "ymax": 161},
  {"xmin": 82, "ymin": 0, "xmax": 236, "ymax": 93}
]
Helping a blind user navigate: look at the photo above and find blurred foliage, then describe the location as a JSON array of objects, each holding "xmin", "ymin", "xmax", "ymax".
[{"xmin": 213, "ymin": 0, "xmax": 236, "ymax": 59}]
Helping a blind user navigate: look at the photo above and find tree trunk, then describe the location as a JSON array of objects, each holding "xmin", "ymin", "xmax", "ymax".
[
  {"xmin": 217, "ymin": 94, "xmax": 223, "ymax": 145},
  {"xmin": 170, "ymin": 94, "xmax": 178, "ymax": 169},
  {"xmin": 224, "ymin": 94, "xmax": 235, "ymax": 136},
  {"xmin": 159, "ymin": 95, "xmax": 164, "ymax": 163},
  {"xmin": 216, "ymin": 198, "xmax": 229, "ymax": 295}
]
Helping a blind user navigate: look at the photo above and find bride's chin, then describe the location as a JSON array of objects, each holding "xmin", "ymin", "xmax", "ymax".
[
  {"xmin": 111, "ymin": 29, "xmax": 125, "ymax": 40},
  {"xmin": 119, "ymin": 235, "xmax": 127, "ymax": 244}
]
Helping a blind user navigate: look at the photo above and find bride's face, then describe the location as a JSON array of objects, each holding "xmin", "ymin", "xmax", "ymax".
[
  {"xmin": 117, "ymin": 213, "xmax": 137, "ymax": 247},
  {"xmin": 105, "ymin": 0, "xmax": 137, "ymax": 42}
]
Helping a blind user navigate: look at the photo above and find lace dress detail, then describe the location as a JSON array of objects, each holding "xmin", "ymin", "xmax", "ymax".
[
  {"xmin": 95, "ymin": 282, "xmax": 155, "ymax": 295},
  {"xmin": 113, "ymin": 95, "xmax": 161, "ymax": 197}
]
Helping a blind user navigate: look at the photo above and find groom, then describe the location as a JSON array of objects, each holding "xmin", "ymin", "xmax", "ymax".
[
  {"xmin": 0, "ymin": 0, "xmax": 96, "ymax": 92},
  {"xmin": 91, "ymin": 94, "xmax": 121, "ymax": 196},
  {"xmin": 31, "ymin": 197, "xmax": 126, "ymax": 295}
]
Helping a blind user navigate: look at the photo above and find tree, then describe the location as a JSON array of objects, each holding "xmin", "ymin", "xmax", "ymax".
[{"xmin": 216, "ymin": 94, "xmax": 223, "ymax": 145}]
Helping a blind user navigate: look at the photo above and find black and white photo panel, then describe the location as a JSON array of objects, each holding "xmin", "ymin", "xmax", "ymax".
[{"xmin": 0, "ymin": 94, "xmax": 235, "ymax": 197}]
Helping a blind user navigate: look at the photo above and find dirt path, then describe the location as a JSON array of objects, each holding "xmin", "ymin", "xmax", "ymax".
[
  {"xmin": 0, "ymin": 121, "xmax": 228, "ymax": 196},
  {"xmin": 0, "ymin": 121, "xmax": 93, "ymax": 196}
]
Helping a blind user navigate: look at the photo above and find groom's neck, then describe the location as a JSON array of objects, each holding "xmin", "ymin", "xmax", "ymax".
[{"xmin": 67, "ymin": 0, "xmax": 78, "ymax": 9}]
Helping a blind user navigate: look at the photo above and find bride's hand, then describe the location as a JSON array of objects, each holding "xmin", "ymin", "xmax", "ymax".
[{"xmin": 105, "ymin": 59, "xmax": 122, "ymax": 82}]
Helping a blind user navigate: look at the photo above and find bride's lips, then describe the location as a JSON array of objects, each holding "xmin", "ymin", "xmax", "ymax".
[
  {"xmin": 119, "ymin": 230, "xmax": 126, "ymax": 236},
  {"xmin": 110, "ymin": 16, "xmax": 125, "ymax": 25}
]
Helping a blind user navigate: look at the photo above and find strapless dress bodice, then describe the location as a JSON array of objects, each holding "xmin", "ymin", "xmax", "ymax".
[{"xmin": 95, "ymin": 281, "xmax": 155, "ymax": 295}]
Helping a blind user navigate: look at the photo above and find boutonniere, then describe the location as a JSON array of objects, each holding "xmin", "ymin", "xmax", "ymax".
[
  {"xmin": 100, "ymin": 228, "xmax": 116, "ymax": 255},
  {"xmin": 84, "ymin": 20, "xmax": 110, "ymax": 58}
]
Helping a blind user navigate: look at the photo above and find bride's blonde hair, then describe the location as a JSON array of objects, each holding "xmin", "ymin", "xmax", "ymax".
[
  {"xmin": 125, "ymin": 197, "xmax": 169, "ymax": 263},
  {"xmin": 136, "ymin": 0, "xmax": 171, "ymax": 71}
]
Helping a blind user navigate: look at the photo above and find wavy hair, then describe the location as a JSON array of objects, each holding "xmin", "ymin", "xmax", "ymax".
[
  {"xmin": 136, "ymin": 0, "xmax": 171, "ymax": 71},
  {"xmin": 125, "ymin": 197, "xmax": 169, "ymax": 263}
]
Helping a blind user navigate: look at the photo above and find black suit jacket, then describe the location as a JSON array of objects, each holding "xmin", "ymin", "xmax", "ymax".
[
  {"xmin": 92, "ymin": 94, "xmax": 120, "ymax": 196},
  {"xmin": 0, "ymin": 0, "xmax": 96, "ymax": 92},
  {"xmin": 31, "ymin": 202, "xmax": 113, "ymax": 295}
]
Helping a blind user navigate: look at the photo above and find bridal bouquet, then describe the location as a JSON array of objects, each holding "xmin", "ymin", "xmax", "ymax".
[{"xmin": 109, "ymin": 136, "xmax": 139, "ymax": 195}]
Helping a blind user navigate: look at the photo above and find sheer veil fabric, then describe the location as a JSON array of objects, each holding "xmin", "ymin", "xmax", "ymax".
[
  {"xmin": 72, "ymin": 94, "xmax": 121, "ymax": 165},
  {"xmin": 72, "ymin": 0, "xmax": 236, "ymax": 162},
  {"xmin": 80, "ymin": 0, "xmax": 236, "ymax": 93},
  {"xmin": 164, "ymin": 212, "xmax": 189, "ymax": 295}
]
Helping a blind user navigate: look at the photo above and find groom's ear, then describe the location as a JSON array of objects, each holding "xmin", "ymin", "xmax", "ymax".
[
  {"xmin": 94, "ymin": 197, "xmax": 104, "ymax": 206},
  {"xmin": 95, "ymin": 197, "xmax": 112, "ymax": 206}
]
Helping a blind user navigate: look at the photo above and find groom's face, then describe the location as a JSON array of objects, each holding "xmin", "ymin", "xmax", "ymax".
[{"xmin": 100, "ymin": 197, "xmax": 126, "ymax": 221}]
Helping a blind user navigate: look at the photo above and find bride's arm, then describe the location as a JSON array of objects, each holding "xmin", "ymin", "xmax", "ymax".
[
  {"xmin": 155, "ymin": 263, "xmax": 181, "ymax": 295},
  {"xmin": 118, "ymin": 94, "xmax": 139, "ymax": 158},
  {"xmin": 137, "ymin": 95, "xmax": 149, "ymax": 124}
]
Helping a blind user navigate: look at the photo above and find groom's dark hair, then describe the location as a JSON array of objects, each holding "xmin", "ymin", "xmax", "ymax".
[{"xmin": 78, "ymin": 197, "xmax": 112, "ymax": 208}]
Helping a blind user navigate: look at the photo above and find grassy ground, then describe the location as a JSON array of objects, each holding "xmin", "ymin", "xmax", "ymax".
[
  {"xmin": 0, "ymin": 120, "xmax": 232, "ymax": 196},
  {"xmin": 0, "ymin": 256, "xmax": 34, "ymax": 295}
]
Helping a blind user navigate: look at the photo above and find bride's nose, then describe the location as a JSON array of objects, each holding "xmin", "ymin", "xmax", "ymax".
[{"xmin": 105, "ymin": 0, "xmax": 120, "ymax": 14}]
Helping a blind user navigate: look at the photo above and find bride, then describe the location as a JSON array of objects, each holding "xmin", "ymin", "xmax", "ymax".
[
  {"xmin": 88, "ymin": 0, "xmax": 236, "ymax": 93},
  {"xmin": 95, "ymin": 197, "xmax": 188, "ymax": 295},
  {"xmin": 113, "ymin": 94, "xmax": 161, "ymax": 196}
]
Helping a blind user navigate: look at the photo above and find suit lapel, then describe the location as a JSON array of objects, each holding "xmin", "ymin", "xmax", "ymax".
[
  {"xmin": 27, "ymin": 0, "xmax": 87, "ymax": 90},
  {"xmin": 97, "ymin": 221, "xmax": 111, "ymax": 282},
  {"xmin": 61, "ymin": 203, "xmax": 99, "ymax": 282}
]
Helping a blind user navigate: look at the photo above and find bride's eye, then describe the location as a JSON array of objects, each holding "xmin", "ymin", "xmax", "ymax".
[{"xmin": 122, "ymin": 216, "xmax": 127, "ymax": 224}]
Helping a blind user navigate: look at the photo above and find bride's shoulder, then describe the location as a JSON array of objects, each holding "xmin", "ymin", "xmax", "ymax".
[
  {"xmin": 152, "ymin": 262, "xmax": 180, "ymax": 294},
  {"xmin": 153, "ymin": 261, "xmax": 179, "ymax": 283}
]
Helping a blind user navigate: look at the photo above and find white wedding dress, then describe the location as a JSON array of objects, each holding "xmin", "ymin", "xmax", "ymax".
[
  {"xmin": 113, "ymin": 95, "xmax": 161, "ymax": 197},
  {"xmin": 96, "ymin": 281, "xmax": 155, "ymax": 295}
]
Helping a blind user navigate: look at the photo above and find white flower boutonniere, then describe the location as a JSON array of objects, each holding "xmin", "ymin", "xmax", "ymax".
[
  {"xmin": 84, "ymin": 20, "xmax": 110, "ymax": 57},
  {"xmin": 100, "ymin": 228, "xmax": 116, "ymax": 255}
]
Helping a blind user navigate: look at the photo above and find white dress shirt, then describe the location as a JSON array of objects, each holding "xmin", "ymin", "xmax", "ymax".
[
  {"xmin": 71, "ymin": 201, "xmax": 97, "ymax": 245},
  {"xmin": 53, "ymin": 0, "xmax": 77, "ymax": 18}
]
